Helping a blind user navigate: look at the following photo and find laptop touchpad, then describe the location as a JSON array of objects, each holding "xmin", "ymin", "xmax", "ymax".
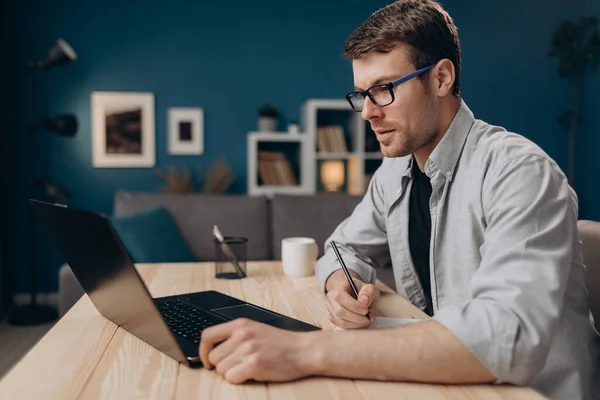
[{"xmin": 212, "ymin": 304, "xmax": 281, "ymax": 322}]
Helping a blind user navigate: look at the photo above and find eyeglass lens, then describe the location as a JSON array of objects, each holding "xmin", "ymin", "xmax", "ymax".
[{"xmin": 349, "ymin": 85, "xmax": 393, "ymax": 111}]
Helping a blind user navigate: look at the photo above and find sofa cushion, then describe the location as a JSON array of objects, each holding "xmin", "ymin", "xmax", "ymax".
[
  {"xmin": 113, "ymin": 191, "xmax": 270, "ymax": 261},
  {"xmin": 271, "ymin": 193, "xmax": 362, "ymax": 259},
  {"xmin": 110, "ymin": 206, "xmax": 197, "ymax": 263},
  {"xmin": 578, "ymin": 220, "xmax": 600, "ymax": 332}
]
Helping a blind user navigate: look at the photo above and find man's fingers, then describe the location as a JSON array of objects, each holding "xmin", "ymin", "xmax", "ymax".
[
  {"xmin": 327, "ymin": 299, "xmax": 374, "ymax": 328},
  {"xmin": 328, "ymin": 308, "xmax": 374, "ymax": 329},
  {"xmin": 208, "ymin": 333, "xmax": 242, "ymax": 369},
  {"xmin": 199, "ymin": 320, "xmax": 241, "ymax": 369},
  {"xmin": 224, "ymin": 357, "xmax": 256, "ymax": 384},
  {"xmin": 327, "ymin": 301, "xmax": 363, "ymax": 326},
  {"xmin": 358, "ymin": 284, "xmax": 379, "ymax": 307},
  {"xmin": 328, "ymin": 289, "xmax": 369, "ymax": 315},
  {"xmin": 215, "ymin": 346, "xmax": 247, "ymax": 377},
  {"xmin": 330, "ymin": 297, "xmax": 372, "ymax": 324}
]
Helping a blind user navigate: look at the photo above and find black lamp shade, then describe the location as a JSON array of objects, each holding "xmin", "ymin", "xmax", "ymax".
[
  {"xmin": 41, "ymin": 38, "xmax": 77, "ymax": 69},
  {"xmin": 43, "ymin": 115, "xmax": 77, "ymax": 136}
]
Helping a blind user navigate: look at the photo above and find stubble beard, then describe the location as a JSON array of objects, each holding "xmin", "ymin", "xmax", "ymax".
[{"xmin": 379, "ymin": 128, "xmax": 438, "ymax": 158}]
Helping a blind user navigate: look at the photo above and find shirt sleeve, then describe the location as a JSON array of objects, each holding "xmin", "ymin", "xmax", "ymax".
[
  {"xmin": 432, "ymin": 154, "xmax": 576, "ymax": 385},
  {"xmin": 315, "ymin": 167, "xmax": 392, "ymax": 291}
]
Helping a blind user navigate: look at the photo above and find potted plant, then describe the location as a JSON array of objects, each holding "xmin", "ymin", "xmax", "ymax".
[
  {"xmin": 288, "ymin": 119, "xmax": 300, "ymax": 135},
  {"xmin": 257, "ymin": 104, "xmax": 279, "ymax": 132}
]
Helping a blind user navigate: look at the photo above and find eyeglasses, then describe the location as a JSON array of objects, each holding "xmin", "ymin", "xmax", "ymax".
[{"xmin": 345, "ymin": 64, "xmax": 436, "ymax": 112}]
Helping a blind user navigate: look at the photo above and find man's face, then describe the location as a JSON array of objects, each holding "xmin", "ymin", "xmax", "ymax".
[{"xmin": 352, "ymin": 45, "xmax": 440, "ymax": 158}]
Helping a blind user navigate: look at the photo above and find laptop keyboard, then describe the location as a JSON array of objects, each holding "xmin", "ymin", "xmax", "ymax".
[{"xmin": 157, "ymin": 300, "xmax": 224, "ymax": 344}]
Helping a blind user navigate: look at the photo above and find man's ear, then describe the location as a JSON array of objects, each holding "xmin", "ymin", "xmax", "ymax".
[{"xmin": 432, "ymin": 59, "xmax": 456, "ymax": 97}]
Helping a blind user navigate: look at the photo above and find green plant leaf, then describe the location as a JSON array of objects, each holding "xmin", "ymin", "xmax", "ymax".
[
  {"xmin": 257, "ymin": 104, "xmax": 279, "ymax": 117},
  {"xmin": 549, "ymin": 16, "xmax": 600, "ymax": 78}
]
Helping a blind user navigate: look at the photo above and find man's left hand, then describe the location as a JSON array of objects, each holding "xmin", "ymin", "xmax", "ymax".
[{"xmin": 199, "ymin": 318, "xmax": 313, "ymax": 384}]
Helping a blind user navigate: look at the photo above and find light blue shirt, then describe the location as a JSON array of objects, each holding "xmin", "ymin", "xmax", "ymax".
[{"xmin": 316, "ymin": 101, "xmax": 599, "ymax": 399}]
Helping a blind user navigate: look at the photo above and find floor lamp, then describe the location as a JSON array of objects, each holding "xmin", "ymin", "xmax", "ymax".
[{"xmin": 8, "ymin": 38, "xmax": 78, "ymax": 326}]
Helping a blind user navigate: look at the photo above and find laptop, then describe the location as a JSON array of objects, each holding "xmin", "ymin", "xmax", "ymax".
[{"xmin": 30, "ymin": 199, "xmax": 320, "ymax": 368}]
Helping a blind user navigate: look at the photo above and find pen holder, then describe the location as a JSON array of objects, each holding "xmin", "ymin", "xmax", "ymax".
[{"xmin": 214, "ymin": 236, "xmax": 248, "ymax": 279}]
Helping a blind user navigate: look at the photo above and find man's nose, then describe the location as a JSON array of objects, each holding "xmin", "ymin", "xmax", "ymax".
[{"xmin": 361, "ymin": 96, "xmax": 381, "ymax": 121}]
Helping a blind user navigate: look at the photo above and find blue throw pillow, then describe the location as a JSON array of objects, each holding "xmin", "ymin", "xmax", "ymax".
[{"xmin": 110, "ymin": 206, "xmax": 197, "ymax": 263}]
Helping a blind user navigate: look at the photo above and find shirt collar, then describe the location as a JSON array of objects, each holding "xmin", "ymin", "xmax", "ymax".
[{"xmin": 424, "ymin": 100, "xmax": 475, "ymax": 181}]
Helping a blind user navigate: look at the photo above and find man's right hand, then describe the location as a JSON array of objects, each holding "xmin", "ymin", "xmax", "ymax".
[{"xmin": 325, "ymin": 269, "xmax": 380, "ymax": 329}]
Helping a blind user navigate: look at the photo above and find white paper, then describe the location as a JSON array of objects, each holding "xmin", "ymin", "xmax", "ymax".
[{"xmin": 334, "ymin": 317, "xmax": 424, "ymax": 331}]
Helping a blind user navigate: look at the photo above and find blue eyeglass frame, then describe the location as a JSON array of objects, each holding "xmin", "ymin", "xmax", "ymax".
[{"xmin": 345, "ymin": 63, "xmax": 437, "ymax": 111}]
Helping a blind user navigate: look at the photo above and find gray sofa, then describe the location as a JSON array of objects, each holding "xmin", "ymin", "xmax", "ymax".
[{"xmin": 58, "ymin": 190, "xmax": 396, "ymax": 316}]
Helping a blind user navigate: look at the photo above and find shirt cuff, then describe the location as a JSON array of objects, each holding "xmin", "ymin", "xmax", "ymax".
[{"xmin": 432, "ymin": 301, "xmax": 521, "ymax": 384}]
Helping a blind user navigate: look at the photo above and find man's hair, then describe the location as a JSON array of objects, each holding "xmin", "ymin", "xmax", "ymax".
[{"xmin": 344, "ymin": 0, "xmax": 461, "ymax": 96}]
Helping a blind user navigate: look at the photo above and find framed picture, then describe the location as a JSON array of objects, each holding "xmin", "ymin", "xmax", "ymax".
[
  {"xmin": 91, "ymin": 91, "xmax": 155, "ymax": 168},
  {"xmin": 168, "ymin": 107, "xmax": 204, "ymax": 155}
]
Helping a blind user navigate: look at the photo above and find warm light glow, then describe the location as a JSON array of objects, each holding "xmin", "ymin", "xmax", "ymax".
[{"xmin": 321, "ymin": 161, "xmax": 345, "ymax": 192}]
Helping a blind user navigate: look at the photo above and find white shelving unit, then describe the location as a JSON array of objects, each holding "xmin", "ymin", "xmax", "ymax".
[
  {"xmin": 247, "ymin": 132, "xmax": 314, "ymax": 197},
  {"xmin": 245, "ymin": 99, "xmax": 383, "ymax": 197},
  {"xmin": 301, "ymin": 99, "xmax": 382, "ymax": 195}
]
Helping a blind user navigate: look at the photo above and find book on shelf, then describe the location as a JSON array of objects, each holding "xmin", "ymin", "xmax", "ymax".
[
  {"xmin": 257, "ymin": 151, "xmax": 297, "ymax": 186},
  {"xmin": 316, "ymin": 125, "xmax": 348, "ymax": 153}
]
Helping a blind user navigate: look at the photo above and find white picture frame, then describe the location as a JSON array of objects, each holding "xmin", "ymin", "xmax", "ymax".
[
  {"xmin": 168, "ymin": 107, "xmax": 204, "ymax": 155},
  {"xmin": 91, "ymin": 91, "xmax": 155, "ymax": 168}
]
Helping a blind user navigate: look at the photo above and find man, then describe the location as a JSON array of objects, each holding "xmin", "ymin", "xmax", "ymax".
[{"xmin": 200, "ymin": 1, "xmax": 598, "ymax": 398}]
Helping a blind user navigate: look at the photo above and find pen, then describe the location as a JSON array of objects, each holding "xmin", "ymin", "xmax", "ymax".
[{"xmin": 330, "ymin": 241, "xmax": 370, "ymax": 320}]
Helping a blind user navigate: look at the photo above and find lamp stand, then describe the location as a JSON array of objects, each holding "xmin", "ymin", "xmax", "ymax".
[{"xmin": 8, "ymin": 57, "xmax": 58, "ymax": 326}]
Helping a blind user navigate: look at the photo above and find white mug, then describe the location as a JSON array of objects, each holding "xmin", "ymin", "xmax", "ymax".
[{"xmin": 281, "ymin": 237, "xmax": 319, "ymax": 277}]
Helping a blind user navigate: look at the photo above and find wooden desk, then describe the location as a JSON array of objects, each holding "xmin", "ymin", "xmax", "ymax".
[{"xmin": 0, "ymin": 261, "xmax": 545, "ymax": 399}]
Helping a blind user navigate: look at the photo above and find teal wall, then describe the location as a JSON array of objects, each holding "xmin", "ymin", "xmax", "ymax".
[
  {"xmin": 577, "ymin": 0, "xmax": 600, "ymax": 220},
  {"xmin": 3, "ymin": 0, "xmax": 590, "ymax": 294}
]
